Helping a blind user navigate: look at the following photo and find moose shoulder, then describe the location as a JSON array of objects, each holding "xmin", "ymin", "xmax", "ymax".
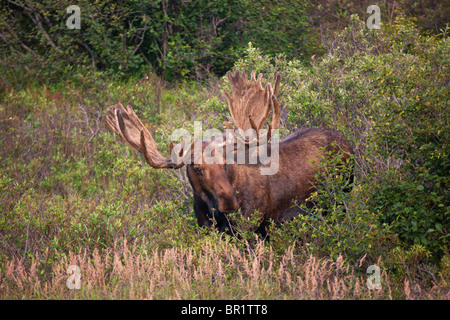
[{"xmin": 106, "ymin": 70, "xmax": 354, "ymax": 235}]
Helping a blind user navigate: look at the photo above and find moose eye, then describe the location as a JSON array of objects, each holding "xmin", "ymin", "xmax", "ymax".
[{"xmin": 193, "ymin": 166, "xmax": 203, "ymax": 174}]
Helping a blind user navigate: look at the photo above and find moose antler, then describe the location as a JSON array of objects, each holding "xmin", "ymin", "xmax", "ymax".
[
  {"xmin": 223, "ymin": 70, "xmax": 281, "ymax": 145},
  {"xmin": 106, "ymin": 104, "xmax": 197, "ymax": 169}
]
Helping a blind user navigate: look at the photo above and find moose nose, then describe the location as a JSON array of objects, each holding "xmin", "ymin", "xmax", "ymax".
[{"xmin": 218, "ymin": 195, "xmax": 239, "ymax": 213}]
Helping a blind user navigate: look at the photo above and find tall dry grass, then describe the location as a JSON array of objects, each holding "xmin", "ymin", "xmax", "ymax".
[{"xmin": 1, "ymin": 240, "xmax": 448, "ymax": 300}]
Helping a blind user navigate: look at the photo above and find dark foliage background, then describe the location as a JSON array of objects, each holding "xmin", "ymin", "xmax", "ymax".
[{"xmin": 1, "ymin": 0, "xmax": 448, "ymax": 85}]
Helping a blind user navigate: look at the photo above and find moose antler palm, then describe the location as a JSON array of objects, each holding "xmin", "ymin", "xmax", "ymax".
[
  {"xmin": 223, "ymin": 70, "xmax": 281, "ymax": 145},
  {"xmin": 105, "ymin": 103, "xmax": 197, "ymax": 168}
]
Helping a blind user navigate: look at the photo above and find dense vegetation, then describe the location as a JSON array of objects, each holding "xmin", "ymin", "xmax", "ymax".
[
  {"xmin": 0, "ymin": 1, "xmax": 448, "ymax": 299},
  {"xmin": 1, "ymin": 0, "xmax": 449, "ymax": 84}
]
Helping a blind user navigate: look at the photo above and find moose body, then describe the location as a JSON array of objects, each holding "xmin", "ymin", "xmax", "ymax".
[
  {"xmin": 186, "ymin": 128, "xmax": 353, "ymax": 233},
  {"xmin": 106, "ymin": 70, "xmax": 354, "ymax": 235}
]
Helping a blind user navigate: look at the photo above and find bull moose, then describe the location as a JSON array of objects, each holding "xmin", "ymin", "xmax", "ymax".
[{"xmin": 106, "ymin": 70, "xmax": 354, "ymax": 235}]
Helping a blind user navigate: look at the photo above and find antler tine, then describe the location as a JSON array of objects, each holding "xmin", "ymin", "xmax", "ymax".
[
  {"xmin": 106, "ymin": 104, "xmax": 192, "ymax": 169},
  {"xmin": 270, "ymin": 94, "xmax": 281, "ymax": 130},
  {"xmin": 272, "ymin": 73, "xmax": 281, "ymax": 96},
  {"xmin": 250, "ymin": 70, "xmax": 264, "ymax": 84}
]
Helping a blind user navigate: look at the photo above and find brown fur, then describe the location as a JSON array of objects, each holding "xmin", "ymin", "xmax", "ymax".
[{"xmin": 186, "ymin": 128, "xmax": 354, "ymax": 234}]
